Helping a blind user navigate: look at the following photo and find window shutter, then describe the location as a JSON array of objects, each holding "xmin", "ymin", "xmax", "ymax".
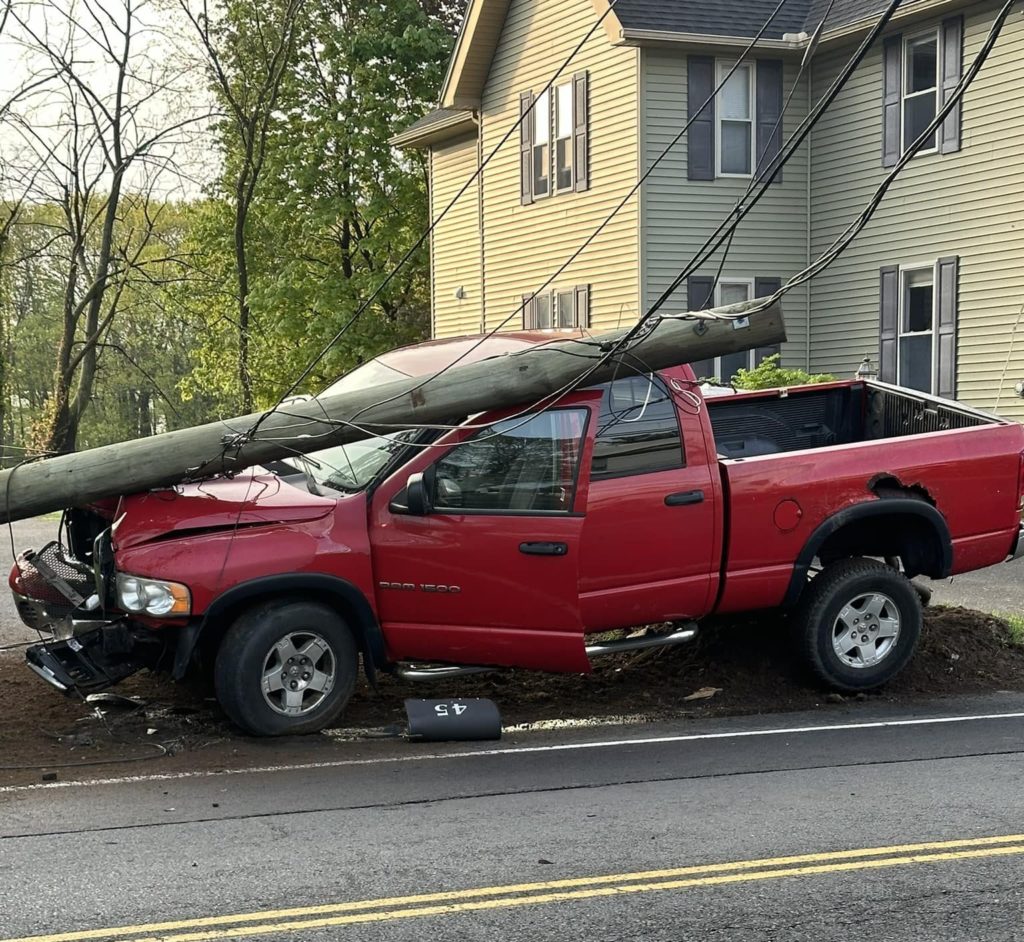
[
  {"xmin": 573, "ymin": 284, "xmax": 590, "ymax": 328},
  {"xmin": 520, "ymin": 91, "xmax": 534, "ymax": 206},
  {"xmin": 522, "ymin": 293, "xmax": 534, "ymax": 329},
  {"xmin": 935, "ymin": 256, "xmax": 959, "ymax": 399},
  {"xmin": 756, "ymin": 60, "xmax": 784, "ymax": 184},
  {"xmin": 687, "ymin": 56, "xmax": 715, "ymax": 181},
  {"xmin": 687, "ymin": 275, "xmax": 715, "ymax": 312},
  {"xmin": 573, "ymin": 71, "xmax": 589, "ymax": 192},
  {"xmin": 753, "ymin": 277, "xmax": 782, "ymax": 362},
  {"xmin": 879, "ymin": 266, "xmax": 899, "ymax": 383},
  {"xmin": 882, "ymin": 35, "xmax": 903, "ymax": 168},
  {"xmin": 939, "ymin": 17, "xmax": 963, "ymax": 154}
]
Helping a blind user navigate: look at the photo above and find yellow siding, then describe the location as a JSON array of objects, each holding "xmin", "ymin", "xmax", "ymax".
[
  {"xmin": 809, "ymin": 1, "xmax": 1024, "ymax": 417},
  {"xmin": 475, "ymin": 0, "xmax": 640, "ymax": 334},
  {"xmin": 430, "ymin": 133, "xmax": 484, "ymax": 337}
]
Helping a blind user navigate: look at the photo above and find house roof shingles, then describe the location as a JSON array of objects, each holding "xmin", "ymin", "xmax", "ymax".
[
  {"xmin": 612, "ymin": 0, "xmax": 918, "ymax": 38},
  {"xmin": 612, "ymin": 0, "xmax": 812, "ymax": 39}
]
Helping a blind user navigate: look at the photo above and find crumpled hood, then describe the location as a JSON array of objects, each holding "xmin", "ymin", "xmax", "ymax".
[{"xmin": 113, "ymin": 472, "xmax": 337, "ymax": 550}]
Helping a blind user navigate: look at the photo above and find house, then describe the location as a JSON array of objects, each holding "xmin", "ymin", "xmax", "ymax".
[{"xmin": 393, "ymin": 0, "xmax": 1024, "ymax": 418}]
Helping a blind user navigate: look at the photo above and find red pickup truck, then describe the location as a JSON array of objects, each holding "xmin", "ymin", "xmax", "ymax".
[{"xmin": 11, "ymin": 331, "xmax": 1024, "ymax": 735}]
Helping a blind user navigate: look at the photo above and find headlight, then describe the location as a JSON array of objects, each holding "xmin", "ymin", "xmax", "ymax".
[{"xmin": 116, "ymin": 573, "xmax": 191, "ymax": 617}]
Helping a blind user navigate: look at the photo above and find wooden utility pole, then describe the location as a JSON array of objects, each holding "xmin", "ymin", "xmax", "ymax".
[{"xmin": 0, "ymin": 300, "xmax": 785, "ymax": 523}]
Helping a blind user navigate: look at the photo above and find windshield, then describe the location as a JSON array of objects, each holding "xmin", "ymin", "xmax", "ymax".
[{"xmin": 299, "ymin": 431, "xmax": 419, "ymax": 493}]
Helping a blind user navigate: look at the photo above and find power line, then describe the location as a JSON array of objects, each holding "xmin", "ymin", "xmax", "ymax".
[{"xmin": 343, "ymin": 0, "xmax": 795, "ymax": 430}]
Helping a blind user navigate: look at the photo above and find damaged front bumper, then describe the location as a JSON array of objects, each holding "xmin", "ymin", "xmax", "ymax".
[{"xmin": 26, "ymin": 623, "xmax": 157, "ymax": 695}]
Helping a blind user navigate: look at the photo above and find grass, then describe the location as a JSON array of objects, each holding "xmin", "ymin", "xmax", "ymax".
[{"xmin": 996, "ymin": 612, "xmax": 1024, "ymax": 646}]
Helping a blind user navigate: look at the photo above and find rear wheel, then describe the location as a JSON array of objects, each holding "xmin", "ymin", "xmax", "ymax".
[
  {"xmin": 214, "ymin": 599, "xmax": 358, "ymax": 736},
  {"xmin": 795, "ymin": 558, "xmax": 922, "ymax": 692}
]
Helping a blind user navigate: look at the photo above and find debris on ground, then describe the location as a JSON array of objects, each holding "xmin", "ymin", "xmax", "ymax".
[{"xmin": 1, "ymin": 605, "xmax": 1022, "ymax": 783}]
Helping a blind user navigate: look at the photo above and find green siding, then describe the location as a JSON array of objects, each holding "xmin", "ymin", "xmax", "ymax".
[
  {"xmin": 809, "ymin": 1, "xmax": 1024, "ymax": 417},
  {"xmin": 641, "ymin": 48, "xmax": 811, "ymax": 369}
]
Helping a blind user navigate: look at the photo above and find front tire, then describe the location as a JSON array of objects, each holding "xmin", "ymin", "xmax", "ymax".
[
  {"xmin": 795, "ymin": 558, "xmax": 922, "ymax": 692},
  {"xmin": 214, "ymin": 599, "xmax": 358, "ymax": 736}
]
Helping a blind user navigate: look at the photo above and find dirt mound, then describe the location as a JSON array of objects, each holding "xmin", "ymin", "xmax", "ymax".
[{"xmin": 1, "ymin": 606, "xmax": 1022, "ymax": 781}]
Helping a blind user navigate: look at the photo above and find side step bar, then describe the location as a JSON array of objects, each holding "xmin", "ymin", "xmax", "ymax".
[
  {"xmin": 397, "ymin": 624, "xmax": 698, "ymax": 682},
  {"xmin": 584, "ymin": 623, "xmax": 697, "ymax": 657}
]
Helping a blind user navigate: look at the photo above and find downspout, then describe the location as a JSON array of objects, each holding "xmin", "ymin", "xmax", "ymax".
[
  {"xmin": 428, "ymin": 148, "xmax": 437, "ymax": 339},
  {"xmin": 476, "ymin": 110, "xmax": 486, "ymax": 334},
  {"xmin": 805, "ymin": 65, "xmax": 813, "ymax": 372}
]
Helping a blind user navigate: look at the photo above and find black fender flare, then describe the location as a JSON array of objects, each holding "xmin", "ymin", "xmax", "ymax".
[
  {"xmin": 173, "ymin": 573, "xmax": 388, "ymax": 681},
  {"xmin": 782, "ymin": 498, "xmax": 953, "ymax": 607}
]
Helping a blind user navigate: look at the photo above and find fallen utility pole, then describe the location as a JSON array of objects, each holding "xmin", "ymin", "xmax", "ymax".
[{"xmin": 0, "ymin": 300, "xmax": 785, "ymax": 523}]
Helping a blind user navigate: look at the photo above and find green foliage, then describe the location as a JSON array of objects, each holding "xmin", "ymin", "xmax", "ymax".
[
  {"xmin": 998, "ymin": 613, "xmax": 1024, "ymax": 647},
  {"xmin": 186, "ymin": 0, "xmax": 453, "ymax": 408},
  {"xmin": 731, "ymin": 355, "xmax": 837, "ymax": 391}
]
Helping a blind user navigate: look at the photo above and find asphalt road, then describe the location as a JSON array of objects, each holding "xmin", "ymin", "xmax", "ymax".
[
  {"xmin": 2, "ymin": 695, "xmax": 1024, "ymax": 940},
  {"xmin": 1, "ymin": 516, "xmax": 59, "ymax": 646}
]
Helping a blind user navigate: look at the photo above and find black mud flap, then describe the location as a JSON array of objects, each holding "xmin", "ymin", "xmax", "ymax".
[{"xmin": 26, "ymin": 626, "xmax": 147, "ymax": 695}]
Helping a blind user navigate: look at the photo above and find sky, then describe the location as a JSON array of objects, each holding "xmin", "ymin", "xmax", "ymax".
[{"xmin": 0, "ymin": 0, "xmax": 219, "ymax": 201}]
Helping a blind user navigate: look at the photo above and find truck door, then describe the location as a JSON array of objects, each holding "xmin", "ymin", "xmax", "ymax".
[
  {"xmin": 369, "ymin": 394, "xmax": 601, "ymax": 673},
  {"xmin": 578, "ymin": 373, "xmax": 719, "ymax": 628}
]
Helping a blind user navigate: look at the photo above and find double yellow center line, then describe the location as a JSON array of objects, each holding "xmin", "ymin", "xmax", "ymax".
[{"xmin": 7, "ymin": 833, "xmax": 1024, "ymax": 942}]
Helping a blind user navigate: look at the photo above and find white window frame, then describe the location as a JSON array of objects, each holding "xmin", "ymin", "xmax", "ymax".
[
  {"xmin": 715, "ymin": 61, "xmax": 755, "ymax": 179},
  {"xmin": 525, "ymin": 287, "xmax": 588, "ymax": 330},
  {"xmin": 901, "ymin": 29, "xmax": 940, "ymax": 157},
  {"xmin": 699, "ymin": 279, "xmax": 757, "ymax": 378},
  {"xmin": 897, "ymin": 262, "xmax": 938, "ymax": 394},
  {"xmin": 554, "ymin": 81, "xmax": 575, "ymax": 193}
]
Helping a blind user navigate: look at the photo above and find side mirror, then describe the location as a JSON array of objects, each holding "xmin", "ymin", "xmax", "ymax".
[{"xmin": 405, "ymin": 472, "xmax": 433, "ymax": 517}]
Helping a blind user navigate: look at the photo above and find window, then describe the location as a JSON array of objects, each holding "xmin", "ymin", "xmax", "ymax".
[
  {"xmin": 532, "ymin": 293, "xmax": 552, "ymax": 329},
  {"xmin": 555, "ymin": 82, "xmax": 574, "ymax": 191},
  {"xmin": 882, "ymin": 19, "xmax": 962, "ymax": 166},
  {"xmin": 533, "ymin": 88, "xmax": 550, "ymax": 198},
  {"xmin": 879, "ymin": 258, "xmax": 958, "ymax": 398},
  {"xmin": 689, "ymin": 280, "xmax": 777, "ymax": 382},
  {"xmin": 520, "ymin": 73, "xmax": 589, "ymax": 203},
  {"xmin": 689, "ymin": 58, "xmax": 784, "ymax": 182},
  {"xmin": 524, "ymin": 285, "xmax": 590, "ymax": 330},
  {"xmin": 898, "ymin": 267, "xmax": 935, "ymax": 393},
  {"xmin": 432, "ymin": 409, "xmax": 588, "ymax": 514},
  {"xmin": 903, "ymin": 32, "xmax": 939, "ymax": 152},
  {"xmin": 591, "ymin": 374, "xmax": 684, "ymax": 479},
  {"xmin": 716, "ymin": 62, "xmax": 754, "ymax": 176}
]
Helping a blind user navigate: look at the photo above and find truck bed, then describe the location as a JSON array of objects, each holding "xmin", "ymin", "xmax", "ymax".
[
  {"xmin": 705, "ymin": 380, "xmax": 1024, "ymax": 616},
  {"xmin": 706, "ymin": 380, "xmax": 995, "ymax": 459}
]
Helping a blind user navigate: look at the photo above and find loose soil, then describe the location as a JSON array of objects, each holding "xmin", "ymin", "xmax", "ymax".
[{"xmin": 2, "ymin": 606, "xmax": 1023, "ymax": 786}]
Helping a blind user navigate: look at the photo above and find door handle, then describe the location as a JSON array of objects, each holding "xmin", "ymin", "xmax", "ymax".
[
  {"xmin": 665, "ymin": 490, "xmax": 705, "ymax": 507},
  {"xmin": 520, "ymin": 542, "xmax": 569, "ymax": 557}
]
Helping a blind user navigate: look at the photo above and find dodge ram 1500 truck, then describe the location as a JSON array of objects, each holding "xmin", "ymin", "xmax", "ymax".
[{"xmin": 11, "ymin": 331, "xmax": 1024, "ymax": 735}]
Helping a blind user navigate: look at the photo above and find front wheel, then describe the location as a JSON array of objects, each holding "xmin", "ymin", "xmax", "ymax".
[
  {"xmin": 214, "ymin": 599, "xmax": 358, "ymax": 736},
  {"xmin": 795, "ymin": 558, "xmax": 922, "ymax": 692}
]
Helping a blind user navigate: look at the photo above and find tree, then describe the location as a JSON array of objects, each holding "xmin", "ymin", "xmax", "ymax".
[
  {"xmin": 179, "ymin": 0, "xmax": 307, "ymax": 412},
  {"xmin": 184, "ymin": 0, "xmax": 452, "ymax": 406},
  {"xmin": 2, "ymin": 0, "xmax": 210, "ymax": 453}
]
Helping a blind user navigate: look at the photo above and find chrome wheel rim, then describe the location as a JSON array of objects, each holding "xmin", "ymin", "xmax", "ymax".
[
  {"xmin": 832, "ymin": 592, "xmax": 901, "ymax": 669},
  {"xmin": 261, "ymin": 631, "xmax": 336, "ymax": 716}
]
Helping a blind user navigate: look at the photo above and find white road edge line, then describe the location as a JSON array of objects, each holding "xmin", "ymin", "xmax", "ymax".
[{"xmin": 2, "ymin": 710, "xmax": 1023, "ymax": 795}]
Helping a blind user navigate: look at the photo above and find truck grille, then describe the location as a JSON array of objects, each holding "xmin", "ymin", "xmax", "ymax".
[{"xmin": 16, "ymin": 541, "xmax": 95, "ymax": 610}]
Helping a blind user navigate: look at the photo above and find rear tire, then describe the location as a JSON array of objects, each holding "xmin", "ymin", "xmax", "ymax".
[
  {"xmin": 214, "ymin": 599, "xmax": 358, "ymax": 736},
  {"xmin": 795, "ymin": 558, "xmax": 921, "ymax": 692}
]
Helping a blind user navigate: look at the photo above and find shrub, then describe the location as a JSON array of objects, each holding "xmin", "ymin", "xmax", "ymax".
[{"xmin": 731, "ymin": 355, "xmax": 837, "ymax": 391}]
